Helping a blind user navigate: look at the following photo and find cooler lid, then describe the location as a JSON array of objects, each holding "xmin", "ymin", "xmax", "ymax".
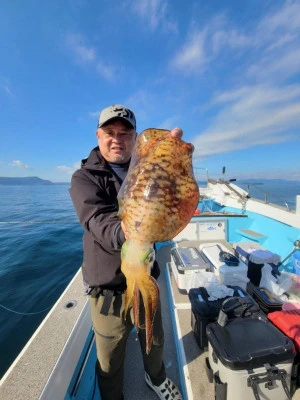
[
  {"xmin": 171, "ymin": 247, "xmax": 210, "ymax": 271},
  {"xmin": 207, "ymin": 315, "xmax": 295, "ymax": 370}
]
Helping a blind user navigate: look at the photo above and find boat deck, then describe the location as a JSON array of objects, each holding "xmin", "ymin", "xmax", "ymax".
[
  {"xmin": 0, "ymin": 269, "xmax": 88, "ymax": 400},
  {"xmin": 1, "ymin": 240, "xmax": 300, "ymax": 399},
  {"xmin": 153, "ymin": 241, "xmax": 300, "ymax": 400},
  {"xmin": 122, "ymin": 242, "xmax": 186, "ymax": 399}
]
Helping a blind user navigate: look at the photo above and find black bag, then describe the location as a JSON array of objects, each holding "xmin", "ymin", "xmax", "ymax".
[
  {"xmin": 218, "ymin": 250, "xmax": 240, "ymax": 266},
  {"xmin": 252, "ymin": 287, "xmax": 283, "ymax": 314}
]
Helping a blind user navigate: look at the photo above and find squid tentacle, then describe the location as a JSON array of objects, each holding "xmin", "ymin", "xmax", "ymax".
[{"xmin": 123, "ymin": 270, "xmax": 159, "ymax": 354}]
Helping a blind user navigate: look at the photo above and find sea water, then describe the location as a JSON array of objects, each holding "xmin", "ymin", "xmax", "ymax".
[
  {"xmin": 0, "ymin": 180, "xmax": 299, "ymax": 378},
  {"xmin": 237, "ymin": 179, "xmax": 300, "ymax": 210},
  {"xmin": 0, "ymin": 184, "xmax": 83, "ymax": 378}
]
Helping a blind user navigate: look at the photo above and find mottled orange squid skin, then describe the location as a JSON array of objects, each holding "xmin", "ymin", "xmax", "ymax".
[{"xmin": 118, "ymin": 128, "xmax": 199, "ymax": 354}]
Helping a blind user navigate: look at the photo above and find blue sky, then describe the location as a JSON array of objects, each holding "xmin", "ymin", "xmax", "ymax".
[{"xmin": 1, "ymin": 0, "xmax": 300, "ymax": 182}]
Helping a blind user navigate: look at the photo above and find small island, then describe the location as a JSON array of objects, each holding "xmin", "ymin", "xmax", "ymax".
[{"xmin": 0, "ymin": 177, "xmax": 54, "ymax": 185}]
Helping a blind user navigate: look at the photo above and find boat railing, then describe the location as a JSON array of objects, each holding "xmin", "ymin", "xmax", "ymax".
[
  {"xmin": 193, "ymin": 168, "xmax": 298, "ymax": 212},
  {"xmin": 244, "ymin": 183, "xmax": 290, "ymax": 211}
]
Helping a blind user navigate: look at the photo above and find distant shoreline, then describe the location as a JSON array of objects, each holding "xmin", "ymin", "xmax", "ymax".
[
  {"xmin": 0, "ymin": 177, "xmax": 69, "ymax": 185},
  {"xmin": 1, "ymin": 176, "xmax": 299, "ymax": 186}
]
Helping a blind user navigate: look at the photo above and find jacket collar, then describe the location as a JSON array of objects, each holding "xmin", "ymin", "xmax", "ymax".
[{"xmin": 81, "ymin": 147, "xmax": 108, "ymax": 170}]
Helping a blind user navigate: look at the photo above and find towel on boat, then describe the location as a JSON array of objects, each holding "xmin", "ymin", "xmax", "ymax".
[{"xmin": 207, "ymin": 285, "xmax": 234, "ymax": 301}]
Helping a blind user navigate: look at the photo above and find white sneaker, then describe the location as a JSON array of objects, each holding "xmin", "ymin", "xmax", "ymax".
[{"xmin": 145, "ymin": 372, "xmax": 183, "ymax": 400}]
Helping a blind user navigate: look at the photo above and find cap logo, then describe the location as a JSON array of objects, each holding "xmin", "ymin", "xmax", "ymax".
[
  {"xmin": 98, "ymin": 104, "xmax": 136, "ymax": 129},
  {"xmin": 112, "ymin": 106, "xmax": 134, "ymax": 120}
]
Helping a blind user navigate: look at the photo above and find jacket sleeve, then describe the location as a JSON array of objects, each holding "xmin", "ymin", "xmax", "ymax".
[{"xmin": 69, "ymin": 169, "xmax": 125, "ymax": 251}]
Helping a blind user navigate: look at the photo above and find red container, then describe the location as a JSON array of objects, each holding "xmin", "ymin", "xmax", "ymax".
[{"xmin": 268, "ymin": 310, "xmax": 300, "ymax": 352}]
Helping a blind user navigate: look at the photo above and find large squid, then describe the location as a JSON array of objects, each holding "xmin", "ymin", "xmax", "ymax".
[{"xmin": 118, "ymin": 128, "xmax": 199, "ymax": 353}]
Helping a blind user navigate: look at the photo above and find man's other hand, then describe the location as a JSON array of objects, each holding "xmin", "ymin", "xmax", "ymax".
[{"xmin": 170, "ymin": 127, "xmax": 183, "ymax": 139}]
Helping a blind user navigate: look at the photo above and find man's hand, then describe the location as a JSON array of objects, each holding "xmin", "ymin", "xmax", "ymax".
[{"xmin": 170, "ymin": 127, "xmax": 183, "ymax": 139}]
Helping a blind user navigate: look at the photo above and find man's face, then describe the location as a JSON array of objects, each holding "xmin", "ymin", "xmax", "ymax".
[{"xmin": 96, "ymin": 120, "xmax": 137, "ymax": 163}]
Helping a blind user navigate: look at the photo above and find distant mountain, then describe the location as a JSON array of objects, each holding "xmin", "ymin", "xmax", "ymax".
[
  {"xmin": 237, "ymin": 178, "xmax": 300, "ymax": 184},
  {"xmin": 0, "ymin": 177, "xmax": 54, "ymax": 185}
]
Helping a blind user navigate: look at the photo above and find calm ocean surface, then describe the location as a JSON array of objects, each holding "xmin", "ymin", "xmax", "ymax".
[
  {"xmin": 0, "ymin": 180, "xmax": 300, "ymax": 378},
  {"xmin": 0, "ymin": 184, "xmax": 83, "ymax": 378}
]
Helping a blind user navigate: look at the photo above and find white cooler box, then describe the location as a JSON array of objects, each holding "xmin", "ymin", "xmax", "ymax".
[
  {"xmin": 170, "ymin": 247, "xmax": 211, "ymax": 293},
  {"xmin": 206, "ymin": 312, "xmax": 295, "ymax": 400},
  {"xmin": 200, "ymin": 242, "xmax": 249, "ymax": 290}
]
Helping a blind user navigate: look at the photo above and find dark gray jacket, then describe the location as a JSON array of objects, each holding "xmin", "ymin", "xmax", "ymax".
[{"xmin": 69, "ymin": 146, "xmax": 159, "ymax": 291}]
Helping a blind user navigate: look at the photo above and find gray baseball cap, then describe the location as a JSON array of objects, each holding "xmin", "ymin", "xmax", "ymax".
[{"xmin": 97, "ymin": 104, "xmax": 136, "ymax": 130}]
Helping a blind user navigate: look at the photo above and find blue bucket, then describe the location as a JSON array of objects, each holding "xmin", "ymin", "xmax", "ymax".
[{"xmin": 292, "ymin": 252, "xmax": 300, "ymax": 275}]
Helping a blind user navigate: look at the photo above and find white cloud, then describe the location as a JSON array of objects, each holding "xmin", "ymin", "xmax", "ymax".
[
  {"xmin": 192, "ymin": 84, "xmax": 300, "ymax": 160},
  {"xmin": 265, "ymin": 33, "xmax": 296, "ymax": 52},
  {"xmin": 131, "ymin": 0, "xmax": 177, "ymax": 32},
  {"xmin": 257, "ymin": 0, "xmax": 300, "ymax": 34},
  {"xmin": 2, "ymin": 85, "xmax": 15, "ymax": 98},
  {"xmin": 170, "ymin": 1, "xmax": 300, "ymax": 162},
  {"xmin": 1, "ymin": 77, "xmax": 15, "ymax": 98},
  {"xmin": 211, "ymin": 29, "xmax": 252, "ymax": 55},
  {"xmin": 124, "ymin": 90, "xmax": 159, "ymax": 122},
  {"xmin": 170, "ymin": 19, "xmax": 255, "ymax": 74},
  {"xmin": 65, "ymin": 33, "xmax": 96, "ymax": 64},
  {"xmin": 170, "ymin": 9, "xmax": 257, "ymax": 75},
  {"xmin": 171, "ymin": 30, "xmax": 208, "ymax": 73},
  {"xmin": 241, "ymin": 2, "xmax": 300, "ymax": 82},
  {"xmin": 56, "ymin": 162, "xmax": 81, "ymax": 175},
  {"xmin": 10, "ymin": 160, "xmax": 30, "ymax": 169},
  {"xmin": 170, "ymin": 0, "xmax": 300, "ymax": 80},
  {"xmin": 65, "ymin": 33, "xmax": 117, "ymax": 82},
  {"xmin": 158, "ymin": 116, "xmax": 179, "ymax": 129},
  {"xmin": 96, "ymin": 61, "xmax": 116, "ymax": 82},
  {"xmin": 214, "ymin": 84, "xmax": 300, "ymax": 111},
  {"xmin": 248, "ymin": 48, "xmax": 300, "ymax": 81}
]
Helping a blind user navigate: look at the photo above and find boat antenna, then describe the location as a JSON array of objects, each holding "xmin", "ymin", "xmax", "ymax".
[
  {"xmin": 222, "ymin": 166, "xmax": 226, "ymax": 181},
  {"xmin": 220, "ymin": 166, "xmax": 236, "ymax": 183}
]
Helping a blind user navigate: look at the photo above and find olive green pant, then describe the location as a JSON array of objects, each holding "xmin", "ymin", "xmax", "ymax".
[{"xmin": 89, "ymin": 293, "xmax": 166, "ymax": 400}]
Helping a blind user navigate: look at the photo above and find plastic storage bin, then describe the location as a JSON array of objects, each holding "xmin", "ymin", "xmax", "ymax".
[{"xmin": 170, "ymin": 246, "xmax": 211, "ymax": 293}]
